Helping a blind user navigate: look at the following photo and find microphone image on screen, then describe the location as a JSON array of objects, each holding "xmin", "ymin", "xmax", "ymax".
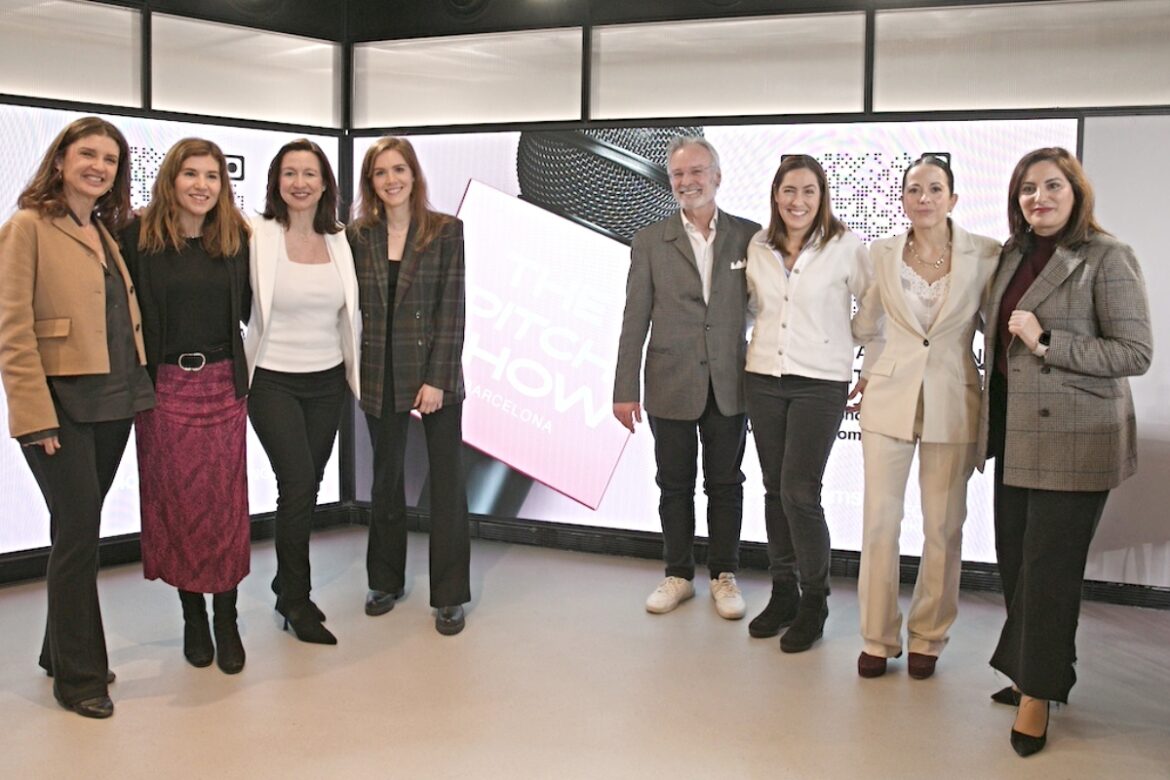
[{"xmin": 517, "ymin": 127, "xmax": 703, "ymax": 245}]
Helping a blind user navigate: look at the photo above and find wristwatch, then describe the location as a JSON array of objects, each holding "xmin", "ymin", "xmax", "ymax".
[{"xmin": 1039, "ymin": 330, "xmax": 1051, "ymax": 347}]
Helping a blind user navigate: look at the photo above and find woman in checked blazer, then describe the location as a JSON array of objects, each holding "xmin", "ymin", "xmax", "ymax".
[
  {"xmin": 348, "ymin": 137, "xmax": 469, "ymax": 636},
  {"xmin": 977, "ymin": 147, "xmax": 1152, "ymax": 757}
]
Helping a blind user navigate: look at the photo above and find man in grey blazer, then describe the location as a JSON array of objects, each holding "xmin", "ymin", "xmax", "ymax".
[{"xmin": 613, "ymin": 137, "xmax": 761, "ymax": 618}]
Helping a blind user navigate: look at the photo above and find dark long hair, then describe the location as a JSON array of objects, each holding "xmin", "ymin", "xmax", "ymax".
[
  {"xmin": 17, "ymin": 116, "xmax": 133, "ymax": 232},
  {"xmin": 765, "ymin": 154, "xmax": 844, "ymax": 252},
  {"xmin": 1006, "ymin": 147, "xmax": 1106, "ymax": 249},
  {"xmin": 261, "ymin": 138, "xmax": 342, "ymax": 234},
  {"xmin": 353, "ymin": 136, "xmax": 451, "ymax": 251},
  {"xmin": 139, "ymin": 138, "xmax": 249, "ymax": 257}
]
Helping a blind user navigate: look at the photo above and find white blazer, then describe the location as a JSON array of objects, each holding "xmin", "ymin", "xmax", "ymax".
[
  {"xmin": 852, "ymin": 223, "xmax": 1000, "ymax": 443},
  {"xmin": 244, "ymin": 216, "xmax": 361, "ymax": 397}
]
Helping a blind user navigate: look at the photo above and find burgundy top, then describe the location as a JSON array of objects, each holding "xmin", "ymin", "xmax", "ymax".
[{"xmin": 995, "ymin": 233, "xmax": 1057, "ymax": 376}]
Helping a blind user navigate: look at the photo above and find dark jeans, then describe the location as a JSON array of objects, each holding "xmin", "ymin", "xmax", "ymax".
[
  {"xmin": 23, "ymin": 407, "xmax": 132, "ymax": 705},
  {"xmin": 744, "ymin": 372, "xmax": 847, "ymax": 598},
  {"xmin": 248, "ymin": 365, "xmax": 346, "ymax": 607},
  {"xmin": 647, "ymin": 385, "xmax": 746, "ymax": 581},
  {"xmin": 991, "ymin": 455, "xmax": 1107, "ymax": 703},
  {"xmin": 366, "ymin": 403, "xmax": 470, "ymax": 607}
]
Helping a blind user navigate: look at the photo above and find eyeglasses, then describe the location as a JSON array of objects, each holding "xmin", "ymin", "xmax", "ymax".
[{"xmin": 668, "ymin": 165, "xmax": 714, "ymax": 181}]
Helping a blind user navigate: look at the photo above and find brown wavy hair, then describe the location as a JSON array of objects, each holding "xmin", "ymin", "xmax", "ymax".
[
  {"xmin": 17, "ymin": 116, "xmax": 133, "ymax": 231},
  {"xmin": 261, "ymin": 138, "xmax": 342, "ymax": 234},
  {"xmin": 139, "ymin": 138, "xmax": 249, "ymax": 257},
  {"xmin": 352, "ymin": 136, "xmax": 451, "ymax": 252},
  {"xmin": 1006, "ymin": 147, "xmax": 1106, "ymax": 249},
  {"xmin": 765, "ymin": 154, "xmax": 845, "ymax": 253}
]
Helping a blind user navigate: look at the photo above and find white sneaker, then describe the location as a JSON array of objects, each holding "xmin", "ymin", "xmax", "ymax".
[
  {"xmin": 710, "ymin": 573, "xmax": 746, "ymax": 620},
  {"xmin": 645, "ymin": 576, "xmax": 695, "ymax": 614}
]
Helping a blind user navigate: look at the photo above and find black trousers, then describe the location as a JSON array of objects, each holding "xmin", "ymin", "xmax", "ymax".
[
  {"xmin": 366, "ymin": 402, "xmax": 470, "ymax": 608},
  {"xmin": 744, "ymin": 372, "xmax": 847, "ymax": 598},
  {"xmin": 248, "ymin": 365, "xmax": 346, "ymax": 607},
  {"xmin": 991, "ymin": 455, "xmax": 1107, "ymax": 703},
  {"xmin": 647, "ymin": 384, "xmax": 746, "ymax": 581},
  {"xmin": 22, "ymin": 407, "xmax": 132, "ymax": 705}
]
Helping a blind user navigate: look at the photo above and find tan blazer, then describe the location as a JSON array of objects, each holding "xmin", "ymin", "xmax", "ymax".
[
  {"xmin": 0, "ymin": 209, "xmax": 146, "ymax": 438},
  {"xmin": 853, "ymin": 223, "xmax": 1001, "ymax": 443}
]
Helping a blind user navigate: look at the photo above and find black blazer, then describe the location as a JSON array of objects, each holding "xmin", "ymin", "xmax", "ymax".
[
  {"xmin": 348, "ymin": 216, "xmax": 466, "ymax": 417},
  {"xmin": 120, "ymin": 219, "xmax": 252, "ymax": 398}
]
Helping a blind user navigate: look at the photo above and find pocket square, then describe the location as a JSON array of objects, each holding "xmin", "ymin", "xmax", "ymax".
[{"xmin": 729, "ymin": 259, "xmax": 747, "ymax": 270}]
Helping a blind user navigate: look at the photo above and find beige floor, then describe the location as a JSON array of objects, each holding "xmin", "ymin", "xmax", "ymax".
[{"xmin": 1, "ymin": 526, "xmax": 1168, "ymax": 779}]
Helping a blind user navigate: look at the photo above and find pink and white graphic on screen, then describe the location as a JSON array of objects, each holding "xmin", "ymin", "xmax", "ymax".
[{"xmin": 458, "ymin": 180, "xmax": 631, "ymax": 508}]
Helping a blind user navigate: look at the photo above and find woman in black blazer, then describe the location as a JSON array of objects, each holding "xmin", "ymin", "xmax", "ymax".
[
  {"xmin": 348, "ymin": 136, "xmax": 470, "ymax": 635},
  {"xmin": 121, "ymin": 138, "xmax": 252, "ymax": 674}
]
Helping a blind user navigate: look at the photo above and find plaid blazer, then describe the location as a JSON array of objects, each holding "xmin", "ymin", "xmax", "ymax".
[
  {"xmin": 348, "ymin": 216, "xmax": 466, "ymax": 417},
  {"xmin": 976, "ymin": 232, "xmax": 1153, "ymax": 491}
]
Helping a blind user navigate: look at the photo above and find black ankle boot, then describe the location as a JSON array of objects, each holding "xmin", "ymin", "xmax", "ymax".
[
  {"xmin": 178, "ymin": 590, "xmax": 214, "ymax": 667},
  {"xmin": 212, "ymin": 589, "xmax": 246, "ymax": 674},
  {"xmin": 779, "ymin": 592, "xmax": 828, "ymax": 653},
  {"xmin": 748, "ymin": 584, "xmax": 801, "ymax": 638},
  {"xmin": 277, "ymin": 600, "xmax": 338, "ymax": 645}
]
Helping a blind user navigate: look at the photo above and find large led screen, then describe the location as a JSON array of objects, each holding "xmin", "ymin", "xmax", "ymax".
[
  {"xmin": 0, "ymin": 104, "xmax": 341, "ymax": 555},
  {"xmin": 355, "ymin": 119, "xmax": 1079, "ymax": 564}
]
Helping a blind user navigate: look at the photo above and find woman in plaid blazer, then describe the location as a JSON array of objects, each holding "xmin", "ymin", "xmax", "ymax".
[
  {"xmin": 977, "ymin": 148, "xmax": 1152, "ymax": 757},
  {"xmin": 348, "ymin": 137, "xmax": 470, "ymax": 636}
]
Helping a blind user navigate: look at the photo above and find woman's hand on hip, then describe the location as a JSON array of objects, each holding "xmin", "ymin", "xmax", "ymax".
[
  {"xmin": 414, "ymin": 384, "xmax": 444, "ymax": 414},
  {"xmin": 846, "ymin": 378, "xmax": 867, "ymax": 413}
]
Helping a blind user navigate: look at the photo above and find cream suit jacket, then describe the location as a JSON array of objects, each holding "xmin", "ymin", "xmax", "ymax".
[
  {"xmin": 244, "ymin": 217, "xmax": 361, "ymax": 397},
  {"xmin": 852, "ymin": 223, "xmax": 1001, "ymax": 443}
]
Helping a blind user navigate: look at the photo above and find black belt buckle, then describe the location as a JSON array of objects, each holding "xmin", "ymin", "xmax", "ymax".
[{"xmin": 177, "ymin": 352, "xmax": 207, "ymax": 371}]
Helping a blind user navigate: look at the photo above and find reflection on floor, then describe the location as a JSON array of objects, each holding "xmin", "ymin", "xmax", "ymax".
[{"xmin": 1, "ymin": 526, "xmax": 1168, "ymax": 779}]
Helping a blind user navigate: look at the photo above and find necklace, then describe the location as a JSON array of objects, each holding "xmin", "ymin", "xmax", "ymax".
[{"xmin": 907, "ymin": 234, "xmax": 951, "ymax": 269}]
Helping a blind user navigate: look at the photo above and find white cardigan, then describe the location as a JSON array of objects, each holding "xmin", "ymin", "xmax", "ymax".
[
  {"xmin": 745, "ymin": 228, "xmax": 873, "ymax": 382},
  {"xmin": 244, "ymin": 216, "xmax": 361, "ymax": 397}
]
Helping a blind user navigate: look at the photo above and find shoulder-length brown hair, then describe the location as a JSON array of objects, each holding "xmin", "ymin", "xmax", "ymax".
[
  {"xmin": 139, "ymin": 138, "xmax": 249, "ymax": 257},
  {"xmin": 261, "ymin": 138, "xmax": 342, "ymax": 234},
  {"xmin": 17, "ymin": 116, "xmax": 133, "ymax": 232},
  {"xmin": 1006, "ymin": 147, "xmax": 1106, "ymax": 249},
  {"xmin": 352, "ymin": 136, "xmax": 452, "ymax": 252},
  {"xmin": 765, "ymin": 154, "xmax": 845, "ymax": 252}
]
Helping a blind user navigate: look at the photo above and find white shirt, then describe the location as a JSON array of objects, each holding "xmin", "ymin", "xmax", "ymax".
[
  {"xmin": 259, "ymin": 247, "xmax": 346, "ymax": 372},
  {"xmin": 745, "ymin": 228, "xmax": 873, "ymax": 382},
  {"xmin": 681, "ymin": 209, "xmax": 718, "ymax": 303}
]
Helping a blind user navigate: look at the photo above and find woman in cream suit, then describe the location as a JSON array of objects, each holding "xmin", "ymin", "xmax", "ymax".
[
  {"xmin": 850, "ymin": 154, "xmax": 1000, "ymax": 680},
  {"xmin": 245, "ymin": 139, "xmax": 360, "ymax": 646}
]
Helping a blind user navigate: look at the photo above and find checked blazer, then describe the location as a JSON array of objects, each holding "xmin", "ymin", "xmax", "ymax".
[
  {"xmin": 348, "ymin": 216, "xmax": 466, "ymax": 417},
  {"xmin": 975, "ymin": 232, "xmax": 1153, "ymax": 491}
]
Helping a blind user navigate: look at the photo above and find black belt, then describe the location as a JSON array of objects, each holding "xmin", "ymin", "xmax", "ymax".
[{"xmin": 163, "ymin": 346, "xmax": 232, "ymax": 371}]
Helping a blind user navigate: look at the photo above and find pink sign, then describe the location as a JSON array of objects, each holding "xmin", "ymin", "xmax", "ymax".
[{"xmin": 458, "ymin": 181, "xmax": 631, "ymax": 508}]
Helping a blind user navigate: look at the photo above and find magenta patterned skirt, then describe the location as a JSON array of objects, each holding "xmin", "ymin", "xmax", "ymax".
[{"xmin": 136, "ymin": 361, "xmax": 250, "ymax": 592}]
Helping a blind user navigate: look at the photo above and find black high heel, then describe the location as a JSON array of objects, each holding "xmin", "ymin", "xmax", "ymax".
[
  {"xmin": 271, "ymin": 574, "xmax": 326, "ymax": 622},
  {"xmin": 1010, "ymin": 697, "xmax": 1049, "ymax": 757},
  {"xmin": 275, "ymin": 595, "xmax": 326, "ymax": 623},
  {"xmin": 992, "ymin": 685, "xmax": 1022, "ymax": 706},
  {"xmin": 278, "ymin": 602, "xmax": 337, "ymax": 645}
]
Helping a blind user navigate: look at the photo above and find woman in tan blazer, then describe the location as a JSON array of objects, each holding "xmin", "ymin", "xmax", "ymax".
[
  {"xmin": 978, "ymin": 148, "xmax": 1152, "ymax": 757},
  {"xmin": 0, "ymin": 117, "xmax": 153, "ymax": 719},
  {"xmin": 847, "ymin": 155, "xmax": 1001, "ymax": 678},
  {"xmin": 850, "ymin": 155, "xmax": 1001, "ymax": 681}
]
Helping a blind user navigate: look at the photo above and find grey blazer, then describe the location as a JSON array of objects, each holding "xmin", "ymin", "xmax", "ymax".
[
  {"xmin": 614, "ymin": 209, "xmax": 760, "ymax": 421},
  {"xmin": 975, "ymin": 232, "xmax": 1153, "ymax": 491}
]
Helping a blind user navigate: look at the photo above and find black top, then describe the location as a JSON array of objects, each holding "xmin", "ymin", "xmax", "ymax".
[
  {"xmin": 120, "ymin": 219, "xmax": 252, "ymax": 398},
  {"xmin": 994, "ymin": 233, "xmax": 1057, "ymax": 377},
  {"xmin": 380, "ymin": 259, "xmax": 401, "ymax": 409},
  {"xmin": 49, "ymin": 233, "xmax": 155, "ymax": 424}
]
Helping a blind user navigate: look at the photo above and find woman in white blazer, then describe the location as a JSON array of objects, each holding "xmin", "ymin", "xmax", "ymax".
[
  {"xmin": 850, "ymin": 155, "xmax": 1000, "ymax": 680},
  {"xmin": 245, "ymin": 139, "xmax": 360, "ymax": 646}
]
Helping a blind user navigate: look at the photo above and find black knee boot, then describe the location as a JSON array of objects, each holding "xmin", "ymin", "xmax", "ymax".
[
  {"xmin": 212, "ymin": 589, "xmax": 245, "ymax": 674},
  {"xmin": 779, "ymin": 591, "xmax": 828, "ymax": 653},
  {"xmin": 178, "ymin": 590, "xmax": 214, "ymax": 667}
]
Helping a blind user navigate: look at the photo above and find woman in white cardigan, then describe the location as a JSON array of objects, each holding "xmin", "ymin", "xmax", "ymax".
[
  {"xmin": 245, "ymin": 138, "xmax": 360, "ymax": 646},
  {"xmin": 850, "ymin": 154, "xmax": 1000, "ymax": 680}
]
